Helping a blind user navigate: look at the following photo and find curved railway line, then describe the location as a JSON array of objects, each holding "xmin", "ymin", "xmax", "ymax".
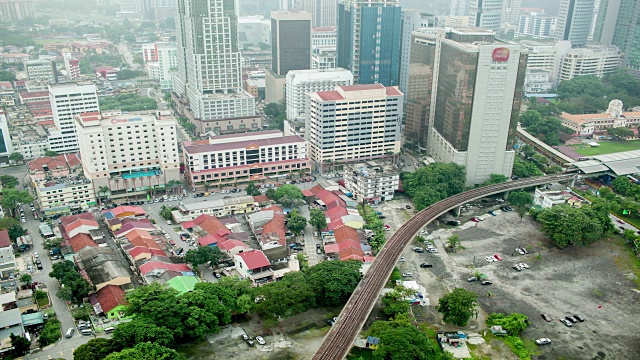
[{"xmin": 312, "ymin": 173, "xmax": 576, "ymax": 360}]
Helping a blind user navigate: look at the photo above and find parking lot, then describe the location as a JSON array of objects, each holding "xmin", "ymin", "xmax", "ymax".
[{"xmin": 397, "ymin": 209, "xmax": 640, "ymax": 360}]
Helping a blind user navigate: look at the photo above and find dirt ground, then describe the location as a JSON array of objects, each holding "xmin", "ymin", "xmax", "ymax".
[{"xmin": 397, "ymin": 206, "xmax": 640, "ymax": 360}]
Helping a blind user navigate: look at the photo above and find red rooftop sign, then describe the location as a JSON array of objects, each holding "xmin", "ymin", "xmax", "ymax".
[{"xmin": 492, "ymin": 48, "xmax": 510, "ymax": 62}]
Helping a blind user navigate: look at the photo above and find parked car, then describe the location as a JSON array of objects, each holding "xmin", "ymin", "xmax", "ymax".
[
  {"xmin": 471, "ymin": 216, "xmax": 481, "ymax": 222},
  {"xmin": 414, "ymin": 248, "xmax": 424, "ymax": 253},
  {"xmin": 515, "ymin": 248, "xmax": 525, "ymax": 255},
  {"xmin": 420, "ymin": 263, "xmax": 432, "ymax": 268},
  {"xmin": 541, "ymin": 314, "xmax": 552, "ymax": 322},
  {"xmin": 169, "ymin": 240, "xmax": 176, "ymax": 246},
  {"xmin": 214, "ymin": 272, "xmax": 221, "ymax": 279},
  {"xmin": 246, "ymin": 339, "xmax": 255, "ymax": 347},
  {"xmin": 398, "ymin": 257, "xmax": 406, "ymax": 262},
  {"xmin": 402, "ymin": 272, "xmax": 413, "ymax": 277},
  {"xmin": 493, "ymin": 254, "xmax": 503, "ymax": 261},
  {"xmin": 480, "ymin": 280, "xmax": 492, "ymax": 285},
  {"xmin": 488, "ymin": 210, "xmax": 497, "ymax": 216},
  {"xmin": 616, "ymin": 219, "xmax": 624, "ymax": 224},
  {"xmin": 255, "ymin": 336, "xmax": 266, "ymax": 345},
  {"xmin": 559, "ymin": 318, "xmax": 573, "ymax": 327},
  {"xmin": 468, "ymin": 277, "xmax": 479, "ymax": 282},
  {"xmin": 242, "ymin": 334, "xmax": 250, "ymax": 341},
  {"xmin": 565, "ymin": 315, "xmax": 578, "ymax": 323},
  {"xmin": 517, "ymin": 263, "xmax": 529, "ymax": 269},
  {"xmin": 535, "ymin": 338, "xmax": 552, "ymax": 345},
  {"xmin": 446, "ymin": 220, "xmax": 461, "ymax": 226},
  {"xmin": 484, "ymin": 256, "xmax": 496, "ymax": 262},
  {"xmin": 573, "ymin": 314, "xmax": 585, "ymax": 322}
]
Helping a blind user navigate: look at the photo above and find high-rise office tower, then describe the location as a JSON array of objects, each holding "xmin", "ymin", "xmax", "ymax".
[
  {"xmin": 555, "ymin": 0, "xmax": 595, "ymax": 47},
  {"xmin": 502, "ymin": 0, "xmax": 521, "ymax": 26},
  {"xmin": 0, "ymin": 109, "xmax": 12, "ymax": 165},
  {"xmin": 47, "ymin": 82, "xmax": 100, "ymax": 154},
  {"xmin": 271, "ymin": 11, "xmax": 312, "ymax": 75},
  {"xmin": 425, "ymin": 28, "xmax": 526, "ymax": 186},
  {"xmin": 337, "ymin": 0, "xmax": 402, "ymax": 86},
  {"xmin": 399, "ymin": 9, "xmax": 435, "ymax": 101},
  {"xmin": 295, "ymin": 0, "xmax": 337, "ymax": 27},
  {"xmin": 173, "ymin": 0, "xmax": 255, "ymax": 127},
  {"xmin": 450, "ymin": 0, "xmax": 469, "ymax": 16},
  {"xmin": 469, "ymin": 0, "xmax": 504, "ymax": 32},
  {"xmin": 594, "ymin": 0, "xmax": 640, "ymax": 73}
]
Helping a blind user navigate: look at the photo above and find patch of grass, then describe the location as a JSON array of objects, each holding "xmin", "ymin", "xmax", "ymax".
[
  {"xmin": 573, "ymin": 140, "xmax": 640, "ymax": 156},
  {"xmin": 37, "ymin": 296, "xmax": 49, "ymax": 307},
  {"xmin": 501, "ymin": 335, "xmax": 533, "ymax": 360},
  {"xmin": 612, "ymin": 238, "xmax": 640, "ymax": 287},
  {"xmin": 347, "ymin": 347, "xmax": 375, "ymax": 359}
]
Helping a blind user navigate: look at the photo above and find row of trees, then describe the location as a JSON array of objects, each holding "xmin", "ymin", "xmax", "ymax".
[
  {"xmin": 401, "ymin": 163, "xmax": 466, "ymax": 210},
  {"xmin": 358, "ymin": 204, "xmax": 386, "ymax": 250},
  {"xmin": 264, "ymin": 102, "xmax": 286, "ymax": 131},
  {"xmin": 519, "ymin": 109, "xmax": 570, "ymax": 146},
  {"xmin": 554, "ymin": 70, "xmax": 640, "ymax": 113},
  {"xmin": 0, "ymin": 175, "xmax": 32, "ymax": 240},
  {"xmin": 99, "ymin": 93, "xmax": 158, "ymax": 112}
]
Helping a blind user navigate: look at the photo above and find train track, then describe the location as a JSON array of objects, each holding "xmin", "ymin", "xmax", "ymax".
[{"xmin": 312, "ymin": 173, "xmax": 576, "ymax": 360}]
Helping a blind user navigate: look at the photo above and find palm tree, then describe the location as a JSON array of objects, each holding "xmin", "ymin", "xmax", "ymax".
[{"xmin": 98, "ymin": 186, "xmax": 110, "ymax": 205}]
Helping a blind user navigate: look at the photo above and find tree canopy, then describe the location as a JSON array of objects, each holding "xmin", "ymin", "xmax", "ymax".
[
  {"xmin": 303, "ymin": 259, "xmax": 362, "ymax": 306},
  {"xmin": 486, "ymin": 313, "xmax": 529, "ymax": 336},
  {"xmin": 253, "ymin": 271, "xmax": 316, "ymax": 320},
  {"xmin": 49, "ymin": 260, "xmax": 94, "ymax": 303},
  {"xmin": 609, "ymin": 127, "xmax": 634, "ymax": 140},
  {"xmin": 0, "ymin": 175, "xmax": 18, "ymax": 188},
  {"xmin": 381, "ymin": 287, "xmax": 413, "ymax": 317},
  {"xmin": 73, "ymin": 338, "xmax": 119, "ymax": 360},
  {"xmin": 8, "ymin": 152, "xmax": 23, "ymax": 162},
  {"xmin": 309, "ymin": 208, "xmax": 327, "ymax": 231},
  {"xmin": 534, "ymin": 203, "xmax": 612, "ymax": 248},
  {"xmin": 274, "ymin": 184, "xmax": 304, "ymax": 200},
  {"xmin": 0, "ymin": 70, "xmax": 16, "ymax": 81},
  {"xmin": 111, "ymin": 320, "xmax": 174, "ymax": 349},
  {"xmin": 104, "ymin": 342, "xmax": 184, "ymax": 360},
  {"xmin": 401, "ymin": 163, "xmax": 466, "ymax": 210},
  {"xmin": 99, "ymin": 93, "xmax": 158, "ymax": 112},
  {"xmin": 184, "ymin": 246, "xmax": 225, "ymax": 268},
  {"xmin": 435, "ymin": 288, "xmax": 478, "ymax": 326},
  {"xmin": 507, "ymin": 191, "xmax": 532, "ymax": 207},
  {"xmin": 245, "ymin": 181, "xmax": 261, "ymax": 196},
  {"xmin": 117, "ymin": 69, "xmax": 146, "ymax": 80},
  {"xmin": 512, "ymin": 157, "xmax": 543, "ymax": 178},
  {"xmin": 481, "ymin": 174, "xmax": 509, "ymax": 186},
  {"xmin": 0, "ymin": 188, "xmax": 33, "ymax": 216},
  {"xmin": 286, "ymin": 209, "xmax": 307, "ymax": 236}
]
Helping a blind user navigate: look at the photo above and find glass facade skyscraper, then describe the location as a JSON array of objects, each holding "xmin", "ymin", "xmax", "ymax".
[{"xmin": 337, "ymin": 0, "xmax": 402, "ymax": 85}]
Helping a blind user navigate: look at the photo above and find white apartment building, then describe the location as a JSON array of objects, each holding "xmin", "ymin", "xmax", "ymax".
[
  {"xmin": 400, "ymin": 9, "xmax": 434, "ymax": 100},
  {"xmin": 555, "ymin": 0, "xmax": 595, "ymax": 47},
  {"xmin": 311, "ymin": 46, "xmax": 337, "ymax": 70},
  {"xmin": 426, "ymin": 28, "xmax": 526, "ymax": 186},
  {"xmin": 174, "ymin": 0, "xmax": 255, "ymax": 122},
  {"xmin": 76, "ymin": 111, "xmax": 180, "ymax": 201},
  {"xmin": 285, "ymin": 68, "xmax": 353, "ymax": 121},
  {"xmin": 183, "ymin": 130, "xmax": 310, "ymax": 190},
  {"xmin": 559, "ymin": 45, "xmax": 622, "ymax": 81},
  {"xmin": 343, "ymin": 161, "xmax": 400, "ymax": 202},
  {"xmin": 311, "ymin": 26, "xmax": 336, "ymax": 47},
  {"xmin": 0, "ymin": 230, "xmax": 16, "ymax": 288},
  {"xmin": 519, "ymin": 40, "xmax": 572, "ymax": 92},
  {"xmin": 12, "ymin": 138, "xmax": 48, "ymax": 161},
  {"xmin": 306, "ymin": 84, "xmax": 403, "ymax": 171},
  {"xmin": 516, "ymin": 11, "xmax": 556, "ymax": 39},
  {"xmin": 47, "ymin": 82, "xmax": 100, "ymax": 154},
  {"xmin": 63, "ymin": 53, "xmax": 80, "ymax": 81},
  {"xmin": 144, "ymin": 43, "xmax": 178, "ymax": 90},
  {"xmin": 25, "ymin": 60, "xmax": 57, "ymax": 83}
]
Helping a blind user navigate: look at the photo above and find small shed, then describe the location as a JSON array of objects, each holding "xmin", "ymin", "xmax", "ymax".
[{"xmin": 366, "ymin": 336, "xmax": 380, "ymax": 350}]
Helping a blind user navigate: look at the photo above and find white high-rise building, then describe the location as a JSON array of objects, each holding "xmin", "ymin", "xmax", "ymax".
[
  {"xmin": 501, "ymin": 0, "xmax": 521, "ymax": 26},
  {"xmin": 25, "ymin": 60, "xmax": 57, "ymax": 84},
  {"xmin": 555, "ymin": 0, "xmax": 595, "ymax": 47},
  {"xmin": 306, "ymin": 84, "xmax": 403, "ymax": 171},
  {"xmin": 519, "ymin": 40, "xmax": 572, "ymax": 92},
  {"xmin": 425, "ymin": 28, "xmax": 526, "ymax": 186},
  {"xmin": 400, "ymin": 9, "xmax": 434, "ymax": 102},
  {"xmin": 516, "ymin": 11, "xmax": 557, "ymax": 39},
  {"xmin": 469, "ymin": 0, "xmax": 503, "ymax": 32},
  {"xmin": 174, "ymin": 0, "xmax": 256, "ymax": 124},
  {"xmin": 0, "ymin": 109, "xmax": 12, "ymax": 165},
  {"xmin": 295, "ymin": 0, "xmax": 337, "ymax": 27},
  {"xmin": 47, "ymin": 82, "xmax": 99, "ymax": 154},
  {"xmin": 559, "ymin": 45, "xmax": 623, "ymax": 81},
  {"xmin": 144, "ymin": 43, "xmax": 178, "ymax": 90},
  {"xmin": 285, "ymin": 68, "xmax": 353, "ymax": 121},
  {"xmin": 76, "ymin": 111, "xmax": 180, "ymax": 201},
  {"xmin": 311, "ymin": 26, "xmax": 336, "ymax": 47},
  {"xmin": 450, "ymin": 0, "xmax": 468, "ymax": 16}
]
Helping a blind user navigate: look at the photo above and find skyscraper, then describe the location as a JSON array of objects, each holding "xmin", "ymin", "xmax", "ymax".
[
  {"xmin": 295, "ymin": 0, "xmax": 337, "ymax": 27},
  {"xmin": 337, "ymin": 0, "xmax": 402, "ymax": 85},
  {"xmin": 555, "ymin": 0, "xmax": 596, "ymax": 47},
  {"xmin": 425, "ymin": 28, "xmax": 526, "ymax": 186},
  {"xmin": 469, "ymin": 0, "xmax": 504, "ymax": 32},
  {"xmin": 173, "ymin": 0, "xmax": 255, "ymax": 128},
  {"xmin": 502, "ymin": 0, "xmax": 521, "ymax": 26},
  {"xmin": 271, "ymin": 11, "xmax": 312, "ymax": 75},
  {"xmin": 399, "ymin": 9, "xmax": 434, "ymax": 101},
  {"xmin": 450, "ymin": 0, "xmax": 469, "ymax": 16},
  {"xmin": 594, "ymin": 0, "xmax": 640, "ymax": 73},
  {"xmin": 0, "ymin": 109, "xmax": 12, "ymax": 165},
  {"xmin": 47, "ymin": 82, "xmax": 100, "ymax": 154}
]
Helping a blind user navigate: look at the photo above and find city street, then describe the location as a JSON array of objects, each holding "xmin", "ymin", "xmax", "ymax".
[{"xmin": 118, "ymin": 41, "xmax": 140, "ymax": 70}]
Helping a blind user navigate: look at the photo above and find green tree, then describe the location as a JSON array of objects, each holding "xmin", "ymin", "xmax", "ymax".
[
  {"xmin": 435, "ymin": 288, "xmax": 478, "ymax": 326},
  {"xmin": 286, "ymin": 209, "xmax": 307, "ymax": 236},
  {"xmin": 111, "ymin": 320, "xmax": 174, "ymax": 349},
  {"xmin": 49, "ymin": 261, "xmax": 77, "ymax": 281},
  {"xmin": 0, "ymin": 188, "xmax": 33, "ymax": 217},
  {"xmin": 309, "ymin": 208, "xmax": 327, "ymax": 231},
  {"xmin": 245, "ymin": 181, "xmax": 261, "ymax": 196},
  {"xmin": 535, "ymin": 204, "xmax": 609, "ymax": 248},
  {"xmin": 520, "ymin": 144, "xmax": 535, "ymax": 158},
  {"xmin": 265, "ymin": 188, "xmax": 277, "ymax": 200},
  {"xmin": 8, "ymin": 152, "xmax": 23, "ymax": 163},
  {"xmin": 72, "ymin": 306, "xmax": 93, "ymax": 321},
  {"xmin": 0, "ymin": 217, "xmax": 18, "ymax": 230},
  {"xmin": 8, "ymin": 225, "xmax": 26, "ymax": 240},
  {"xmin": 519, "ymin": 110, "xmax": 542, "ymax": 128},
  {"xmin": 104, "ymin": 342, "xmax": 184, "ymax": 360},
  {"xmin": 446, "ymin": 235, "xmax": 464, "ymax": 252},
  {"xmin": 304, "ymin": 260, "xmax": 362, "ymax": 306},
  {"xmin": 274, "ymin": 184, "xmax": 304, "ymax": 200},
  {"xmin": 44, "ymin": 150, "xmax": 59, "ymax": 157},
  {"xmin": 184, "ymin": 246, "xmax": 225, "ymax": 268},
  {"xmin": 65, "ymin": 277, "xmax": 94, "ymax": 304},
  {"xmin": 556, "ymin": 75, "xmax": 607, "ymax": 100},
  {"xmin": 401, "ymin": 163, "xmax": 466, "ymax": 210},
  {"xmin": 0, "ymin": 70, "xmax": 16, "ymax": 81},
  {"xmin": 481, "ymin": 174, "xmax": 508, "ymax": 186},
  {"xmin": 532, "ymin": 153, "xmax": 549, "ymax": 166},
  {"xmin": 486, "ymin": 313, "xmax": 529, "ymax": 336},
  {"xmin": 39, "ymin": 319, "xmax": 61, "ymax": 346},
  {"xmin": 381, "ymin": 287, "xmax": 413, "ymax": 316},
  {"xmin": 253, "ymin": 271, "xmax": 316, "ymax": 319},
  {"xmin": 98, "ymin": 186, "xmax": 110, "ymax": 204},
  {"xmin": 611, "ymin": 177, "xmax": 634, "ymax": 196},
  {"xmin": 159, "ymin": 205, "xmax": 174, "ymax": 220},
  {"xmin": 512, "ymin": 157, "xmax": 543, "ymax": 178},
  {"xmin": 608, "ymin": 127, "xmax": 634, "ymax": 140},
  {"xmin": 182, "ymin": 121, "xmax": 197, "ymax": 134},
  {"xmin": 73, "ymin": 338, "xmax": 118, "ymax": 360},
  {"xmin": 368, "ymin": 314, "xmax": 450, "ymax": 360},
  {"xmin": 10, "ymin": 333, "xmax": 30, "ymax": 356},
  {"xmin": 116, "ymin": 69, "xmax": 146, "ymax": 80},
  {"xmin": 0, "ymin": 175, "xmax": 18, "ymax": 188},
  {"xmin": 507, "ymin": 191, "xmax": 533, "ymax": 207},
  {"xmin": 19, "ymin": 273, "xmax": 32, "ymax": 286},
  {"xmin": 125, "ymin": 283, "xmax": 188, "ymax": 338}
]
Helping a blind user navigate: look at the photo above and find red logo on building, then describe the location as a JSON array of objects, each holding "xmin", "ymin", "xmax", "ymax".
[{"xmin": 492, "ymin": 48, "xmax": 510, "ymax": 62}]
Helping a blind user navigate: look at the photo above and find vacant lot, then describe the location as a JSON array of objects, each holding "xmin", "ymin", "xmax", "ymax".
[
  {"xmin": 573, "ymin": 140, "xmax": 640, "ymax": 156},
  {"xmin": 398, "ymin": 210, "xmax": 640, "ymax": 360}
]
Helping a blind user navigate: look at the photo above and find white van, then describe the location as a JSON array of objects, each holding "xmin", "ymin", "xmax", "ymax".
[
  {"xmin": 65, "ymin": 328, "xmax": 74, "ymax": 338},
  {"xmin": 80, "ymin": 329, "xmax": 94, "ymax": 336},
  {"xmin": 104, "ymin": 327, "xmax": 115, "ymax": 334}
]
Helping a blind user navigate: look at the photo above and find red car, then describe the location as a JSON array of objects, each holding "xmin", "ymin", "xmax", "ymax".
[
  {"xmin": 471, "ymin": 216, "xmax": 481, "ymax": 222},
  {"xmin": 616, "ymin": 219, "xmax": 624, "ymax": 224},
  {"xmin": 169, "ymin": 240, "xmax": 176, "ymax": 246},
  {"xmin": 493, "ymin": 254, "xmax": 503, "ymax": 261}
]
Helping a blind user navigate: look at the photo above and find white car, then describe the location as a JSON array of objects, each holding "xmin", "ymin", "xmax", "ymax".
[
  {"xmin": 255, "ymin": 336, "xmax": 266, "ymax": 345},
  {"xmin": 21, "ymin": 218, "xmax": 26, "ymax": 223},
  {"xmin": 515, "ymin": 248, "xmax": 525, "ymax": 255},
  {"xmin": 398, "ymin": 257, "xmax": 405, "ymax": 262},
  {"xmin": 164, "ymin": 233, "xmax": 171, "ymax": 239},
  {"xmin": 166, "ymin": 220, "xmax": 172, "ymax": 225},
  {"xmin": 517, "ymin": 263, "xmax": 530, "ymax": 269},
  {"xmin": 484, "ymin": 256, "xmax": 496, "ymax": 262},
  {"xmin": 535, "ymin": 338, "xmax": 551, "ymax": 345},
  {"xmin": 402, "ymin": 272, "xmax": 413, "ymax": 277}
]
